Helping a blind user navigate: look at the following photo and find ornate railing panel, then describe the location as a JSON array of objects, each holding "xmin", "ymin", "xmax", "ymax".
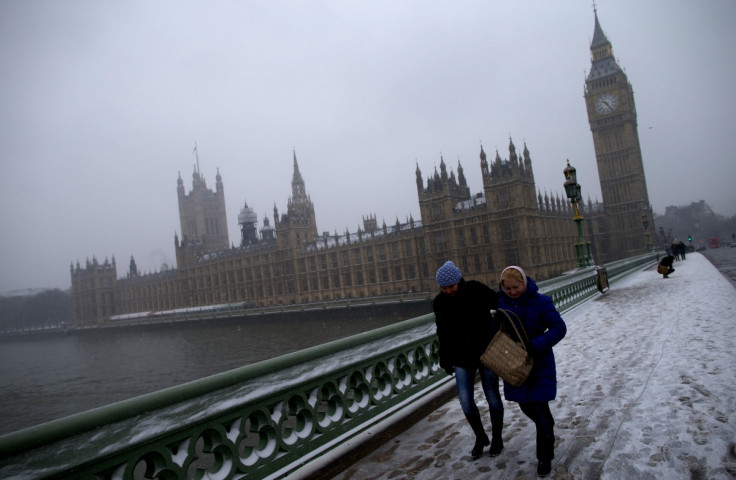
[
  {"xmin": 0, "ymin": 253, "xmax": 658, "ymax": 480},
  {"xmin": 0, "ymin": 317, "xmax": 449, "ymax": 480}
]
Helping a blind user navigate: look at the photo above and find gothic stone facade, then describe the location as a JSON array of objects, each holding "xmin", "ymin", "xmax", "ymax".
[
  {"xmin": 71, "ymin": 142, "xmax": 594, "ymax": 326},
  {"xmin": 71, "ymin": 12, "xmax": 651, "ymax": 326}
]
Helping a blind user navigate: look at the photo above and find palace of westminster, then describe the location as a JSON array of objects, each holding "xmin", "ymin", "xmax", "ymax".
[{"xmin": 71, "ymin": 12, "xmax": 654, "ymax": 326}]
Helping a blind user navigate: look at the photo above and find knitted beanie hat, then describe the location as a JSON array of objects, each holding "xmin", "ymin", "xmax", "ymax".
[{"xmin": 436, "ymin": 261, "xmax": 463, "ymax": 287}]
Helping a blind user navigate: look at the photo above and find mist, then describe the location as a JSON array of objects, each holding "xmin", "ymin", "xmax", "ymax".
[{"xmin": 1, "ymin": 0, "xmax": 735, "ymax": 293}]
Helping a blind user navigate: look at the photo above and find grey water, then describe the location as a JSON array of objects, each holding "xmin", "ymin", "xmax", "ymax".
[{"xmin": 0, "ymin": 304, "xmax": 431, "ymax": 436}]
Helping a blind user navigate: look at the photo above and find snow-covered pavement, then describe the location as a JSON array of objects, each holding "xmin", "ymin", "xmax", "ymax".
[{"xmin": 330, "ymin": 252, "xmax": 736, "ymax": 479}]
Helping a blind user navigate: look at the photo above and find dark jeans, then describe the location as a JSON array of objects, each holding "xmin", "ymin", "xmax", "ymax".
[
  {"xmin": 454, "ymin": 365, "xmax": 503, "ymax": 416},
  {"xmin": 518, "ymin": 401, "xmax": 555, "ymax": 460}
]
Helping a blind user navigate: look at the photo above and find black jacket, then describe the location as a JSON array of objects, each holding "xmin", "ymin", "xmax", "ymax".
[
  {"xmin": 433, "ymin": 279, "xmax": 500, "ymax": 371},
  {"xmin": 660, "ymin": 255, "xmax": 675, "ymax": 267}
]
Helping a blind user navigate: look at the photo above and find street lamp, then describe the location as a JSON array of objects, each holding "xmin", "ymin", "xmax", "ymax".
[
  {"xmin": 642, "ymin": 213, "xmax": 652, "ymax": 253},
  {"xmin": 563, "ymin": 159, "xmax": 592, "ymax": 268}
]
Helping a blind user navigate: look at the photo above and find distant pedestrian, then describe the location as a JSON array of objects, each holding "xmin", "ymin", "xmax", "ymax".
[
  {"xmin": 658, "ymin": 255, "xmax": 675, "ymax": 278},
  {"xmin": 433, "ymin": 261, "xmax": 505, "ymax": 460},
  {"xmin": 677, "ymin": 241, "xmax": 687, "ymax": 260},
  {"xmin": 673, "ymin": 241, "xmax": 688, "ymax": 261},
  {"xmin": 498, "ymin": 266, "xmax": 567, "ymax": 478}
]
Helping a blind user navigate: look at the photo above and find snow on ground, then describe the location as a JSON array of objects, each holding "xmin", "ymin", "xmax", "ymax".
[{"xmin": 331, "ymin": 252, "xmax": 736, "ymax": 479}]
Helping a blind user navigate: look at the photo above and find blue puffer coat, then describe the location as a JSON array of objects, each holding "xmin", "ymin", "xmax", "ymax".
[{"xmin": 498, "ymin": 275, "xmax": 567, "ymax": 402}]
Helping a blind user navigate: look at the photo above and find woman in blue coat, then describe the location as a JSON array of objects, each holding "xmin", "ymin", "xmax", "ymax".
[{"xmin": 498, "ymin": 266, "xmax": 566, "ymax": 478}]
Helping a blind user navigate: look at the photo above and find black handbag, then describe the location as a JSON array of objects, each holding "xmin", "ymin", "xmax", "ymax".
[{"xmin": 480, "ymin": 309, "xmax": 534, "ymax": 386}]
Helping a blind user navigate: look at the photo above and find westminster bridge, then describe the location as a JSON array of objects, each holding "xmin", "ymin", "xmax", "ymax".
[{"xmin": 0, "ymin": 254, "xmax": 655, "ymax": 479}]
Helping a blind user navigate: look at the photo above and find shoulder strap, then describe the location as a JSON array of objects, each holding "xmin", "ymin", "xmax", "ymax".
[{"xmin": 497, "ymin": 309, "xmax": 532, "ymax": 347}]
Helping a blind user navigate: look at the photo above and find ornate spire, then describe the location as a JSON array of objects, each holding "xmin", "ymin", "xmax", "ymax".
[
  {"xmin": 523, "ymin": 142, "xmax": 533, "ymax": 176},
  {"xmin": 415, "ymin": 161, "xmax": 423, "ymax": 192},
  {"xmin": 291, "ymin": 150, "xmax": 307, "ymax": 200},
  {"xmin": 588, "ymin": 8, "xmax": 620, "ymax": 81},
  {"xmin": 439, "ymin": 154, "xmax": 448, "ymax": 181},
  {"xmin": 591, "ymin": 8, "xmax": 608, "ymax": 49},
  {"xmin": 282, "ymin": 150, "xmax": 318, "ymax": 235},
  {"xmin": 457, "ymin": 159, "xmax": 467, "ymax": 189},
  {"xmin": 509, "ymin": 137, "xmax": 518, "ymax": 165},
  {"xmin": 480, "ymin": 143, "xmax": 488, "ymax": 175},
  {"xmin": 216, "ymin": 167, "xmax": 223, "ymax": 193}
]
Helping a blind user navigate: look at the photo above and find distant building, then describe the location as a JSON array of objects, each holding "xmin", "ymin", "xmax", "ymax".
[{"xmin": 71, "ymin": 11, "xmax": 653, "ymax": 326}]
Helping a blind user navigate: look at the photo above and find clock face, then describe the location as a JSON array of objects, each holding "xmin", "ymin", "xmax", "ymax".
[{"xmin": 595, "ymin": 93, "xmax": 618, "ymax": 115}]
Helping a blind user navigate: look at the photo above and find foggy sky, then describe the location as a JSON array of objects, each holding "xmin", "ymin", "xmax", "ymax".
[{"xmin": 1, "ymin": 0, "xmax": 735, "ymax": 294}]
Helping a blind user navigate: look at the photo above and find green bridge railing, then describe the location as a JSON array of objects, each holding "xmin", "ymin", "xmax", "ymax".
[{"xmin": 0, "ymin": 253, "xmax": 657, "ymax": 480}]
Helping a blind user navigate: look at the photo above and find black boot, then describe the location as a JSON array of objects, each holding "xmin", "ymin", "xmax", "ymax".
[
  {"xmin": 465, "ymin": 413, "xmax": 490, "ymax": 459},
  {"xmin": 536, "ymin": 433, "xmax": 555, "ymax": 477},
  {"xmin": 488, "ymin": 410, "xmax": 504, "ymax": 457},
  {"xmin": 537, "ymin": 459, "xmax": 552, "ymax": 477}
]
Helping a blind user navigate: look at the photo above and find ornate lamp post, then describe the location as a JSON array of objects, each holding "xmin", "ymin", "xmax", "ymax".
[
  {"xmin": 642, "ymin": 213, "xmax": 652, "ymax": 253},
  {"xmin": 563, "ymin": 159, "xmax": 592, "ymax": 268}
]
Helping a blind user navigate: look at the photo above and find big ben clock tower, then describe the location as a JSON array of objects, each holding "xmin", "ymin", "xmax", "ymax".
[{"xmin": 585, "ymin": 9, "xmax": 653, "ymax": 262}]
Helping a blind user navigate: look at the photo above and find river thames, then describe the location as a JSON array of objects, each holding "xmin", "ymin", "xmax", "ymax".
[{"xmin": 0, "ymin": 302, "xmax": 431, "ymax": 436}]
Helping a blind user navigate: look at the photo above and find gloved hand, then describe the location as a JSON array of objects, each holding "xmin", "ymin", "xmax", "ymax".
[{"xmin": 443, "ymin": 365, "xmax": 455, "ymax": 376}]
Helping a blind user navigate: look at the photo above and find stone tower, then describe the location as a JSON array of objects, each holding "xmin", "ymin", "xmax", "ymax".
[
  {"xmin": 584, "ymin": 9, "xmax": 653, "ymax": 262},
  {"xmin": 481, "ymin": 139, "xmax": 540, "ymax": 268},
  {"xmin": 176, "ymin": 146, "xmax": 229, "ymax": 253},
  {"xmin": 274, "ymin": 151, "xmax": 319, "ymax": 248},
  {"xmin": 70, "ymin": 256, "xmax": 118, "ymax": 326},
  {"xmin": 415, "ymin": 155, "xmax": 471, "ymax": 228},
  {"xmin": 238, "ymin": 201, "xmax": 259, "ymax": 246}
]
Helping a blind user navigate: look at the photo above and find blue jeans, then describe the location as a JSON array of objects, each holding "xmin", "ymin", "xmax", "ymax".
[{"xmin": 454, "ymin": 365, "xmax": 504, "ymax": 416}]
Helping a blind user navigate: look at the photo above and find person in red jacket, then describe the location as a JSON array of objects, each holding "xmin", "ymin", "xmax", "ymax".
[{"xmin": 433, "ymin": 261, "xmax": 505, "ymax": 460}]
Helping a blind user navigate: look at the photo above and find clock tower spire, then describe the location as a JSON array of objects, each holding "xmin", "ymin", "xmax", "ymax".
[{"xmin": 584, "ymin": 8, "xmax": 653, "ymax": 262}]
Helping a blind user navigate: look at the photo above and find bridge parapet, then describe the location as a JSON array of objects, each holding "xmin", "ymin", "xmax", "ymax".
[{"xmin": 0, "ymin": 253, "xmax": 657, "ymax": 479}]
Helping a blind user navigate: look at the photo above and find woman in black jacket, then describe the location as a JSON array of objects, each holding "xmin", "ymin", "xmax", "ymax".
[{"xmin": 433, "ymin": 261, "xmax": 504, "ymax": 460}]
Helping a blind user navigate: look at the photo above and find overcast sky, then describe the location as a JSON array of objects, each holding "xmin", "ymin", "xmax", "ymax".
[{"xmin": 1, "ymin": 0, "xmax": 734, "ymax": 294}]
